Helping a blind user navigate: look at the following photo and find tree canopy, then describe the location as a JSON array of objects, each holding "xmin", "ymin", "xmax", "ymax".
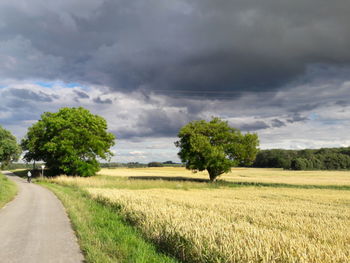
[
  {"xmin": 175, "ymin": 117, "xmax": 259, "ymax": 181},
  {"xmin": 253, "ymin": 147, "xmax": 350, "ymax": 170},
  {"xmin": 21, "ymin": 107, "xmax": 115, "ymax": 177},
  {"xmin": 0, "ymin": 126, "xmax": 21, "ymax": 169}
]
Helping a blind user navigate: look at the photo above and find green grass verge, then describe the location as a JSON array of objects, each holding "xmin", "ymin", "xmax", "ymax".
[
  {"xmin": 39, "ymin": 182, "xmax": 178, "ymax": 263},
  {"xmin": 0, "ymin": 172, "xmax": 18, "ymax": 209}
]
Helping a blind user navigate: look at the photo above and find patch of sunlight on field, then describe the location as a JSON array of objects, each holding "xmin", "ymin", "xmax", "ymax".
[
  {"xmin": 98, "ymin": 167, "xmax": 350, "ymax": 186},
  {"xmin": 87, "ymin": 187, "xmax": 350, "ymax": 263}
]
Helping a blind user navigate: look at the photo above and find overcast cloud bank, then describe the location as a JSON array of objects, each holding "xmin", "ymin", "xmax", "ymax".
[{"xmin": 0, "ymin": 0, "xmax": 349, "ymax": 162}]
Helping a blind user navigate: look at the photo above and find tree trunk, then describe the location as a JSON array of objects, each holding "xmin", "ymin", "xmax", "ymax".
[{"xmin": 207, "ymin": 168, "xmax": 218, "ymax": 182}]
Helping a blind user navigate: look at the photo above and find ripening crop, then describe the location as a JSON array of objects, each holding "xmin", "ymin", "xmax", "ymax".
[
  {"xmin": 49, "ymin": 168, "xmax": 350, "ymax": 263},
  {"xmin": 97, "ymin": 167, "xmax": 350, "ymax": 186},
  {"xmin": 86, "ymin": 187, "xmax": 350, "ymax": 263}
]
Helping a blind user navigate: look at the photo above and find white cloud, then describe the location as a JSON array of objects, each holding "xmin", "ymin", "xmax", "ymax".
[{"xmin": 1, "ymin": 76, "xmax": 350, "ymax": 162}]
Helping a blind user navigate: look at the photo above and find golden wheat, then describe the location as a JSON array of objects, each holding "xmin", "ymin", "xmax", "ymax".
[
  {"xmin": 49, "ymin": 168, "xmax": 350, "ymax": 262},
  {"xmin": 98, "ymin": 167, "xmax": 350, "ymax": 186},
  {"xmin": 85, "ymin": 187, "xmax": 350, "ymax": 263}
]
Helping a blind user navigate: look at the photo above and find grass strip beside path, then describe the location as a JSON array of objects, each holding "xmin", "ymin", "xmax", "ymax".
[
  {"xmin": 0, "ymin": 172, "xmax": 18, "ymax": 209},
  {"xmin": 40, "ymin": 182, "xmax": 178, "ymax": 263}
]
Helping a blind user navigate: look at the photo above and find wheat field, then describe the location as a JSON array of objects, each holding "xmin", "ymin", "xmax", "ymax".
[
  {"xmin": 98, "ymin": 167, "xmax": 350, "ymax": 186},
  {"xmin": 87, "ymin": 187, "xmax": 350, "ymax": 263},
  {"xmin": 49, "ymin": 168, "xmax": 350, "ymax": 262}
]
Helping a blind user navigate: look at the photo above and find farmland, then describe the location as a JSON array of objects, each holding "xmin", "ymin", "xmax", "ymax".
[
  {"xmin": 98, "ymin": 167, "xmax": 350, "ymax": 186},
  {"xmin": 47, "ymin": 168, "xmax": 350, "ymax": 263}
]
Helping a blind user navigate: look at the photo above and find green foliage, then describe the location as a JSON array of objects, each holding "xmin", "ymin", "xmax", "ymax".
[
  {"xmin": 163, "ymin": 161, "xmax": 175, "ymax": 164},
  {"xmin": 4, "ymin": 162, "xmax": 33, "ymax": 170},
  {"xmin": 21, "ymin": 107, "xmax": 115, "ymax": 176},
  {"xmin": 175, "ymin": 117, "xmax": 259, "ymax": 181},
  {"xmin": 320, "ymin": 153, "xmax": 350, "ymax": 170},
  {"xmin": 254, "ymin": 147, "xmax": 350, "ymax": 170},
  {"xmin": 41, "ymin": 183, "xmax": 178, "ymax": 263},
  {"xmin": 0, "ymin": 126, "xmax": 21, "ymax": 169},
  {"xmin": 99, "ymin": 162, "xmax": 149, "ymax": 168},
  {"xmin": 254, "ymin": 149, "xmax": 297, "ymax": 169},
  {"xmin": 291, "ymin": 158, "xmax": 308, "ymax": 170},
  {"xmin": 148, "ymin": 162, "xmax": 164, "ymax": 167},
  {"xmin": 0, "ymin": 172, "xmax": 18, "ymax": 208}
]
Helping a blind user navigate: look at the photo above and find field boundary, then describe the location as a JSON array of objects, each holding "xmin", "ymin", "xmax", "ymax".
[{"xmin": 40, "ymin": 182, "xmax": 178, "ymax": 263}]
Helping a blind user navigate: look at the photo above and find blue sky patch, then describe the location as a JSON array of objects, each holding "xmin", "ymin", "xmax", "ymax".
[{"xmin": 34, "ymin": 81, "xmax": 86, "ymax": 90}]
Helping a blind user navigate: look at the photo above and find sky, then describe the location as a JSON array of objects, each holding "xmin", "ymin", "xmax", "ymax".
[{"xmin": 0, "ymin": 0, "xmax": 350, "ymax": 163}]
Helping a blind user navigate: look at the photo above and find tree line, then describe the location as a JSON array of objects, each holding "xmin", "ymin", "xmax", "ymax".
[
  {"xmin": 253, "ymin": 148, "xmax": 350, "ymax": 170},
  {"xmin": 100, "ymin": 161, "xmax": 183, "ymax": 168},
  {"xmin": 0, "ymin": 126, "xmax": 21, "ymax": 169},
  {"xmin": 0, "ymin": 107, "xmax": 259, "ymax": 181},
  {"xmin": 3, "ymin": 106, "xmax": 348, "ymax": 180}
]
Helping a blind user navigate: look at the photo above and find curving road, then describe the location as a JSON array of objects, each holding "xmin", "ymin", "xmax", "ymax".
[{"xmin": 0, "ymin": 171, "xmax": 84, "ymax": 263}]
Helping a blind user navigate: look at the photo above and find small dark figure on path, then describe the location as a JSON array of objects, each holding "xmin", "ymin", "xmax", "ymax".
[{"xmin": 27, "ymin": 171, "xmax": 32, "ymax": 183}]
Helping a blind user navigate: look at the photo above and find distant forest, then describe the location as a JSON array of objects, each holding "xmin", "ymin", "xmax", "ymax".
[
  {"xmin": 4, "ymin": 161, "xmax": 183, "ymax": 170},
  {"xmin": 253, "ymin": 147, "xmax": 350, "ymax": 170},
  {"xmin": 6, "ymin": 148, "xmax": 350, "ymax": 171},
  {"xmin": 100, "ymin": 161, "xmax": 183, "ymax": 168}
]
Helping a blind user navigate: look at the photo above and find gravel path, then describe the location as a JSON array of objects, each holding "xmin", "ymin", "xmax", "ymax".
[{"xmin": 0, "ymin": 171, "xmax": 84, "ymax": 263}]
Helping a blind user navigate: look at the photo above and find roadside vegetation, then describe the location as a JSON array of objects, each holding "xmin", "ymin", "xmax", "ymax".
[
  {"xmin": 0, "ymin": 125, "xmax": 21, "ymax": 170},
  {"xmin": 40, "ymin": 182, "xmax": 178, "ymax": 263},
  {"xmin": 42, "ymin": 167, "xmax": 350, "ymax": 263},
  {"xmin": 0, "ymin": 173, "xmax": 17, "ymax": 209},
  {"xmin": 21, "ymin": 107, "xmax": 115, "ymax": 177}
]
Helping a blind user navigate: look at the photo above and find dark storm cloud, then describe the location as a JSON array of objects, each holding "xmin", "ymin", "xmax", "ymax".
[
  {"xmin": 74, "ymin": 90, "xmax": 90, "ymax": 99},
  {"xmin": 287, "ymin": 113, "xmax": 309, "ymax": 123},
  {"xmin": 289, "ymin": 103, "xmax": 322, "ymax": 113},
  {"xmin": 237, "ymin": 121, "xmax": 270, "ymax": 132},
  {"xmin": 0, "ymin": 111, "xmax": 39, "ymax": 125},
  {"xmin": 271, "ymin": 119, "xmax": 286, "ymax": 128},
  {"xmin": 6, "ymin": 88, "xmax": 55, "ymax": 102},
  {"xmin": 93, "ymin": 97, "xmax": 113, "ymax": 104},
  {"xmin": 115, "ymin": 108, "xmax": 192, "ymax": 139},
  {"xmin": 0, "ymin": 0, "xmax": 350, "ymax": 96},
  {"xmin": 335, "ymin": 100, "xmax": 349, "ymax": 107}
]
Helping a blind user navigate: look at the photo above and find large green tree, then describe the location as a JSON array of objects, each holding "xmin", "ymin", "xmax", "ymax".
[
  {"xmin": 21, "ymin": 107, "xmax": 115, "ymax": 177},
  {"xmin": 175, "ymin": 117, "xmax": 259, "ymax": 181},
  {"xmin": 0, "ymin": 126, "xmax": 21, "ymax": 169}
]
